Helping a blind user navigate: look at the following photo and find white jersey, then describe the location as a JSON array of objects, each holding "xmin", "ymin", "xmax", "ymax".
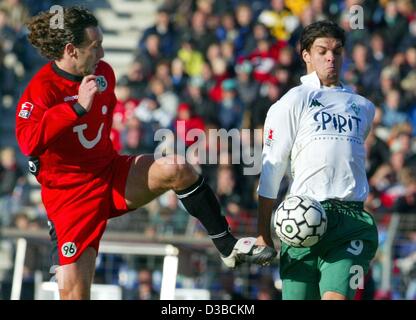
[{"xmin": 258, "ymin": 71, "xmax": 375, "ymax": 202}]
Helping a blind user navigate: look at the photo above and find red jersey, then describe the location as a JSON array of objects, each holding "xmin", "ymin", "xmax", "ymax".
[{"xmin": 15, "ymin": 60, "xmax": 118, "ymax": 189}]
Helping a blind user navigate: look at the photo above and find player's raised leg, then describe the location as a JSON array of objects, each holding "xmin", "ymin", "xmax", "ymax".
[
  {"xmin": 55, "ymin": 247, "xmax": 96, "ymax": 300},
  {"xmin": 123, "ymin": 154, "xmax": 277, "ymax": 267}
]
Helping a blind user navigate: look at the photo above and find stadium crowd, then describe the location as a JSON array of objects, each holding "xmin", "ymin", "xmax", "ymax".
[{"xmin": 1, "ymin": 0, "xmax": 416, "ymax": 300}]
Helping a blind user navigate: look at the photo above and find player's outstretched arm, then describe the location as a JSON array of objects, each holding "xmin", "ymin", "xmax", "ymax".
[{"xmin": 256, "ymin": 195, "xmax": 276, "ymax": 247}]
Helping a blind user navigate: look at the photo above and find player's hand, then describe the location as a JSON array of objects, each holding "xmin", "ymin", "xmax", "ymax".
[
  {"xmin": 77, "ymin": 75, "xmax": 98, "ymax": 112},
  {"xmin": 256, "ymin": 235, "xmax": 274, "ymax": 248}
]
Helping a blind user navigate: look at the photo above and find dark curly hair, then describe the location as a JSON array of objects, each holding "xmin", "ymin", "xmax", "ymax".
[
  {"xmin": 26, "ymin": 6, "xmax": 98, "ymax": 60},
  {"xmin": 300, "ymin": 20, "xmax": 345, "ymax": 54}
]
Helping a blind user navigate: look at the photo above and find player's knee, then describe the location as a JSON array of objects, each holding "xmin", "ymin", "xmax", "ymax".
[{"xmin": 157, "ymin": 154, "xmax": 197, "ymax": 187}]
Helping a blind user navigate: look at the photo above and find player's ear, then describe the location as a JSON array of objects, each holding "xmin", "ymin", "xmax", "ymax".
[
  {"xmin": 64, "ymin": 43, "xmax": 78, "ymax": 58},
  {"xmin": 302, "ymin": 49, "xmax": 311, "ymax": 64}
]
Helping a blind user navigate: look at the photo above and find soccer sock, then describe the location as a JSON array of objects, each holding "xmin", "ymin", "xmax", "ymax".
[{"xmin": 176, "ymin": 176, "xmax": 237, "ymax": 256}]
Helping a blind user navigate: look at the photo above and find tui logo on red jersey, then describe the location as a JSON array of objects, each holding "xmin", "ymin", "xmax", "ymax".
[
  {"xmin": 18, "ymin": 102, "xmax": 34, "ymax": 119},
  {"xmin": 73, "ymin": 105, "xmax": 107, "ymax": 149}
]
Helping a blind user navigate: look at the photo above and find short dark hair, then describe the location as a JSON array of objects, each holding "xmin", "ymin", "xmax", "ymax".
[
  {"xmin": 300, "ymin": 20, "xmax": 345, "ymax": 54},
  {"xmin": 26, "ymin": 6, "xmax": 98, "ymax": 60}
]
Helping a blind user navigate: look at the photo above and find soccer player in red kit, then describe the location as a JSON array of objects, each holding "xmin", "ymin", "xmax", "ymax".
[{"xmin": 15, "ymin": 7, "xmax": 276, "ymax": 299}]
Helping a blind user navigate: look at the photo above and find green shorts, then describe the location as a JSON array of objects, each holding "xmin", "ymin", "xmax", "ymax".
[{"xmin": 279, "ymin": 200, "xmax": 378, "ymax": 300}]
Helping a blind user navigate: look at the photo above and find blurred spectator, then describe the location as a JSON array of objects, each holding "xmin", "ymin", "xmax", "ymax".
[
  {"xmin": 378, "ymin": 0, "xmax": 409, "ymax": 50},
  {"xmin": 177, "ymin": 37, "xmax": 205, "ymax": 77},
  {"xmin": 396, "ymin": 0, "xmax": 416, "ymax": 22},
  {"xmin": 258, "ymin": 0, "xmax": 298, "ymax": 42},
  {"xmin": 0, "ymin": 8, "xmax": 17, "ymax": 53},
  {"xmin": 135, "ymin": 33, "xmax": 164, "ymax": 78},
  {"xmin": 206, "ymin": 42, "xmax": 222, "ymax": 66},
  {"xmin": 218, "ymin": 78, "xmax": 244, "ymax": 130},
  {"xmin": 174, "ymin": 102, "xmax": 205, "ymax": 147},
  {"xmin": 368, "ymin": 167, "xmax": 393, "ymax": 212},
  {"xmin": 182, "ymin": 10, "xmax": 217, "ymax": 54},
  {"xmin": 133, "ymin": 94, "xmax": 170, "ymax": 145},
  {"xmin": 224, "ymin": 195, "xmax": 254, "ymax": 234},
  {"xmin": 12, "ymin": 211, "xmax": 29, "ymax": 230},
  {"xmin": 235, "ymin": 60, "xmax": 260, "ymax": 112},
  {"xmin": 215, "ymin": 165, "xmax": 236, "ymax": 208},
  {"xmin": 310, "ymin": 0, "xmax": 329, "ymax": 21},
  {"xmin": 170, "ymin": 58, "xmax": 189, "ymax": 96},
  {"xmin": 245, "ymin": 24, "xmax": 282, "ymax": 83},
  {"xmin": 234, "ymin": 3, "xmax": 255, "ymax": 57},
  {"xmin": 138, "ymin": 7, "xmax": 178, "ymax": 58},
  {"xmin": 216, "ymin": 11, "xmax": 239, "ymax": 43},
  {"xmin": 393, "ymin": 166, "xmax": 416, "ymax": 213},
  {"xmin": 137, "ymin": 269, "xmax": 158, "ymax": 300},
  {"xmin": 0, "ymin": 0, "xmax": 30, "ymax": 32},
  {"xmin": 220, "ymin": 40, "xmax": 236, "ymax": 71},
  {"xmin": 285, "ymin": 0, "xmax": 311, "ymax": 17},
  {"xmin": 145, "ymin": 191, "xmax": 189, "ymax": 236},
  {"xmin": 148, "ymin": 77, "xmax": 178, "ymax": 123},
  {"xmin": 120, "ymin": 122, "xmax": 141, "ymax": 155},
  {"xmin": 345, "ymin": 42, "xmax": 381, "ymax": 94},
  {"xmin": 370, "ymin": 32, "xmax": 389, "ymax": 67},
  {"xmin": 378, "ymin": 66, "xmax": 400, "ymax": 100},
  {"xmin": 399, "ymin": 18, "xmax": 416, "ymax": 51},
  {"xmin": 289, "ymin": 3, "xmax": 315, "ymax": 48},
  {"xmin": 19, "ymin": 0, "xmax": 58, "ymax": 16},
  {"xmin": 365, "ymin": 118, "xmax": 391, "ymax": 179},
  {"xmin": 402, "ymin": 46, "xmax": 416, "ymax": 80},
  {"xmin": 250, "ymin": 80, "xmax": 281, "ymax": 129},
  {"xmin": 117, "ymin": 61, "xmax": 147, "ymax": 100},
  {"xmin": 387, "ymin": 123, "xmax": 413, "ymax": 157},
  {"xmin": 381, "ymin": 89, "xmax": 409, "ymax": 128},
  {"xmin": 183, "ymin": 76, "xmax": 218, "ymax": 124},
  {"xmin": 276, "ymin": 45, "xmax": 299, "ymax": 79},
  {"xmin": 0, "ymin": 40, "xmax": 19, "ymax": 100},
  {"xmin": 0, "ymin": 147, "xmax": 24, "ymax": 197},
  {"xmin": 114, "ymin": 77, "xmax": 140, "ymax": 124},
  {"xmin": 207, "ymin": 57, "xmax": 230, "ymax": 103},
  {"xmin": 155, "ymin": 60, "xmax": 173, "ymax": 91}
]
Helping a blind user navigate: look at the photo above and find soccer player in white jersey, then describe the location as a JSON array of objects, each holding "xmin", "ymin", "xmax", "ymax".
[{"xmin": 255, "ymin": 21, "xmax": 378, "ymax": 300}]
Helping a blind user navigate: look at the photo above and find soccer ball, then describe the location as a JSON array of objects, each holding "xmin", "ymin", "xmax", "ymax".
[{"xmin": 272, "ymin": 195, "xmax": 327, "ymax": 248}]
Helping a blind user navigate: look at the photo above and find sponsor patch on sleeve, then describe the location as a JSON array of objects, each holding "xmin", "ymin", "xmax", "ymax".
[
  {"xmin": 18, "ymin": 102, "xmax": 34, "ymax": 119},
  {"xmin": 96, "ymin": 75, "xmax": 108, "ymax": 92},
  {"xmin": 265, "ymin": 128, "xmax": 275, "ymax": 147}
]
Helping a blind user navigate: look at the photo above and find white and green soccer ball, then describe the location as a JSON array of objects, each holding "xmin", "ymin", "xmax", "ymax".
[{"xmin": 272, "ymin": 195, "xmax": 327, "ymax": 248}]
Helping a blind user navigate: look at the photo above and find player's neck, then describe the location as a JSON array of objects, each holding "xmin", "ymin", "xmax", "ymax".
[
  {"xmin": 306, "ymin": 68, "xmax": 341, "ymax": 88},
  {"xmin": 55, "ymin": 60, "xmax": 83, "ymax": 77},
  {"xmin": 317, "ymin": 75, "xmax": 341, "ymax": 88},
  {"xmin": 321, "ymin": 80, "xmax": 341, "ymax": 88}
]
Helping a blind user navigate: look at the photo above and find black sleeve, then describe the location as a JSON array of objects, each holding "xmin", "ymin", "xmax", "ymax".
[{"xmin": 72, "ymin": 103, "xmax": 88, "ymax": 117}]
